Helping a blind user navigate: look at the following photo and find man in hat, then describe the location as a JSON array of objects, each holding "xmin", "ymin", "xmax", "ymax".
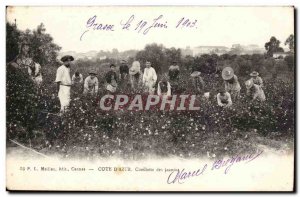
[
  {"xmin": 129, "ymin": 61, "xmax": 143, "ymax": 91},
  {"xmin": 245, "ymin": 80, "xmax": 266, "ymax": 101},
  {"xmin": 142, "ymin": 61, "xmax": 157, "ymax": 94},
  {"xmin": 55, "ymin": 55, "xmax": 74, "ymax": 114},
  {"xmin": 157, "ymin": 74, "xmax": 172, "ymax": 97},
  {"xmin": 26, "ymin": 58, "xmax": 43, "ymax": 88},
  {"xmin": 217, "ymin": 88, "xmax": 232, "ymax": 108},
  {"xmin": 83, "ymin": 69, "xmax": 99, "ymax": 96},
  {"xmin": 168, "ymin": 61, "xmax": 180, "ymax": 94},
  {"xmin": 250, "ymin": 71, "xmax": 263, "ymax": 87},
  {"xmin": 105, "ymin": 64, "xmax": 118, "ymax": 93},
  {"xmin": 169, "ymin": 61, "xmax": 180, "ymax": 81},
  {"xmin": 119, "ymin": 60, "xmax": 129, "ymax": 81},
  {"xmin": 190, "ymin": 71, "xmax": 205, "ymax": 94},
  {"xmin": 222, "ymin": 67, "xmax": 241, "ymax": 100}
]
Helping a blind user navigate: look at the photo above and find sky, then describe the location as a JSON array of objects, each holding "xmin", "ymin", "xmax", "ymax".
[{"xmin": 6, "ymin": 6, "xmax": 294, "ymax": 53}]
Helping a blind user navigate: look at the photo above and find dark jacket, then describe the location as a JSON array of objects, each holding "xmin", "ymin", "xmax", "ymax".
[
  {"xmin": 105, "ymin": 71, "xmax": 118, "ymax": 84},
  {"xmin": 119, "ymin": 64, "xmax": 129, "ymax": 74}
]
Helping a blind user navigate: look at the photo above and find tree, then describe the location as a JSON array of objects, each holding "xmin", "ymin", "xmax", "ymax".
[
  {"xmin": 192, "ymin": 54, "xmax": 219, "ymax": 74},
  {"xmin": 265, "ymin": 36, "xmax": 284, "ymax": 57},
  {"xmin": 250, "ymin": 54, "xmax": 264, "ymax": 73},
  {"xmin": 16, "ymin": 23, "xmax": 61, "ymax": 66},
  {"xmin": 165, "ymin": 47, "xmax": 182, "ymax": 65},
  {"xmin": 135, "ymin": 43, "xmax": 167, "ymax": 73},
  {"xmin": 285, "ymin": 34, "xmax": 294, "ymax": 52},
  {"xmin": 182, "ymin": 55, "xmax": 194, "ymax": 70},
  {"xmin": 6, "ymin": 22, "xmax": 20, "ymax": 62}
]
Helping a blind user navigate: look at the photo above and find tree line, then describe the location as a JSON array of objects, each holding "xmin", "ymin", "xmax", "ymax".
[{"xmin": 6, "ymin": 22, "xmax": 294, "ymax": 77}]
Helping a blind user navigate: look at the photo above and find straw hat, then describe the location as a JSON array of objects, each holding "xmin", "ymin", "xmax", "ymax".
[
  {"xmin": 222, "ymin": 67, "xmax": 234, "ymax": 80},
  {"xmin": 190, "ymin": 71, "xmax": 201, "ymax": 77},
  {"xmin": 250, "ymin": 71, "xmax": 259, "ymax": 77},
  {"xmin": 61, "ymin": 55, "xmax": 74, "ymax": 62},
  {"xmin": 245, "ymin": 80, "xmax": 254, "ymax": 89},
  {"xmin": 129, "ymin": 61, "xmax": 141, "ymax": 75}
]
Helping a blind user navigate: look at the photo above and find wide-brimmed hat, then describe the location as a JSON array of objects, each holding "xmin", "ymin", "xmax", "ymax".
[
  {"xmin": 222, "ymin": 67, "xmax": 234, "ymax": 80},
  {"xmin": 60, "ymin": 55, "xmax": 74, "ymax": 62},
  {"xmin": 129, "ymin": 61, "xmax": 141, "ymax": 75},
  {"xmin": 245, "ymin": 80, "xmax": 254, "ymax": 89},
  {"xmin": 190, "ymin": 71, "xmax": 201, "ymax": 77},
  {"xmin": 89, "ymin": 68, "xmax": 97, "ymax": 75},
  {"xmin": 250, "ymin": 71, "xmax": 259, "ymax": 77},
  {"xmin": 61, "ymin": 55, "xmax": 74, "ymax": 62}
]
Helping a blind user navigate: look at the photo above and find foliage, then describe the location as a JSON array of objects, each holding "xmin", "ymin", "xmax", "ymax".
[
  {"xmin": 6, "ymin": 65, "xmax": 39, "ymax": 140},
  {"xmin": 6, "ymin": 23, "xmax": 294, "ymax": 159},
  {"xmin": 264, "ymin": 36, "xmax": 284, "ymax": 57},
  {"xmin": 6, "ymin": 23, "xmax": 20, "ymax": 62},
  {"xmin": 285, "ymin": 34, "xmax": 294, "ymax": 52},
  {"xmin": 284, "ymin": 55, "xmax": 295, "ymax": 71},
  {"xmin": 8, "ymin": 22, "xmax": 62, "ymax": 66},
  {"xmin": 7, "ymin": 60, "xmax": 295, "ymax": 158},
  {"xmin": 136, "ymin": 43, "xmax": 182, "ymax": 74}
]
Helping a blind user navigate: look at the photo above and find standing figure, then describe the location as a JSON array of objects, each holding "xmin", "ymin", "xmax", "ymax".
[
  {"xmin": 55, "ymin": 55, "xmax": 74, "ymax": 114},
  {"xmin": 119, "ymin": 60, "xmax": 129, "ymax": 81},
  {"xmin": 217, "ymin": 89, "xmax": 233, "ymax": 108},
  {"xmin": 142, "ymin": 61, "xmax": 157, "ymax": 94},
  {"xmin": 105, "ymin": 64, "xmax": 118, "ymax": 93},
  {"xmin": 157, "ymin": 74, "xmax": 171, "ymax": 97},
  {"xmin": 168, "ymin": 61, "xmax": 180, "ymax": 93},
  {"xmin": 83, "ymin": 69, "xmax": 99, "ymax": 96},
  {"xmin": 169, "ymin": 61, "xmax": 180, "ymax": 81},
  {"xmin": 222, "ymin": 67, "xmax": 241, "ymax": 100},
  {"xmin": 250, "ymin": 71, "xmax": 263, "ymax": 87},
  {"xmin": 191, "ymin": 71, "xmax": 205, "ymax": 94},
  {"xmin": 27, "ymin": 58, "xmax": 43, "ymax": 88},
  {"xmin": 129, "ymin": 61, "xmax": 143, "ymax": 91},
  {"xmin": 10, "ymin": 42, "xmax": 31, "ymax": 69},
  {"xmin": 72, "ymin": 71, "xmax": 83, "ymax": 98},
  {"xmin": 245, "ymin": 80, "xmax": 266, "ymax": 101}
]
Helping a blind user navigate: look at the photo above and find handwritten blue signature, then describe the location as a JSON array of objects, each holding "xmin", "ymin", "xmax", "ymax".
[
  {"xmin": 80, "ymin": 15, "xmax": 198, "ymax": 40},
  {"xmin": 167, "ymin": 150, "xmax": 263, "ymax": 184}
]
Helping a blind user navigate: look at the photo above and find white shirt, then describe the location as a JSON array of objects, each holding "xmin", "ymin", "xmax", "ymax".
[
  {"xmin": 84, "ymin": 76, "xmax": 99, "ymax": 93},
  {"xmin": 143, "ymin": 67, "xmax": 157, "ymax": 84},
  {"xmin": 217, "ymin": 92, "xmax": 232, "ymax": 107},
  {"xmin": 55, "ymin": 65, "xmax": 71, "ymax": 86}
]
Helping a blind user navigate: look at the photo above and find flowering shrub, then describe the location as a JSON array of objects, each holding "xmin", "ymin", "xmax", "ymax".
[{"xmin": 6, "ymin": 63, "xmax": 294, "ymax": 159}]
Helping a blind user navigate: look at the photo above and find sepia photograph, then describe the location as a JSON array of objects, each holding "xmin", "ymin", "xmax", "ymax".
[{"xmin": 6, "ymin": 6, "xmax": 295, "ymax": 191}]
